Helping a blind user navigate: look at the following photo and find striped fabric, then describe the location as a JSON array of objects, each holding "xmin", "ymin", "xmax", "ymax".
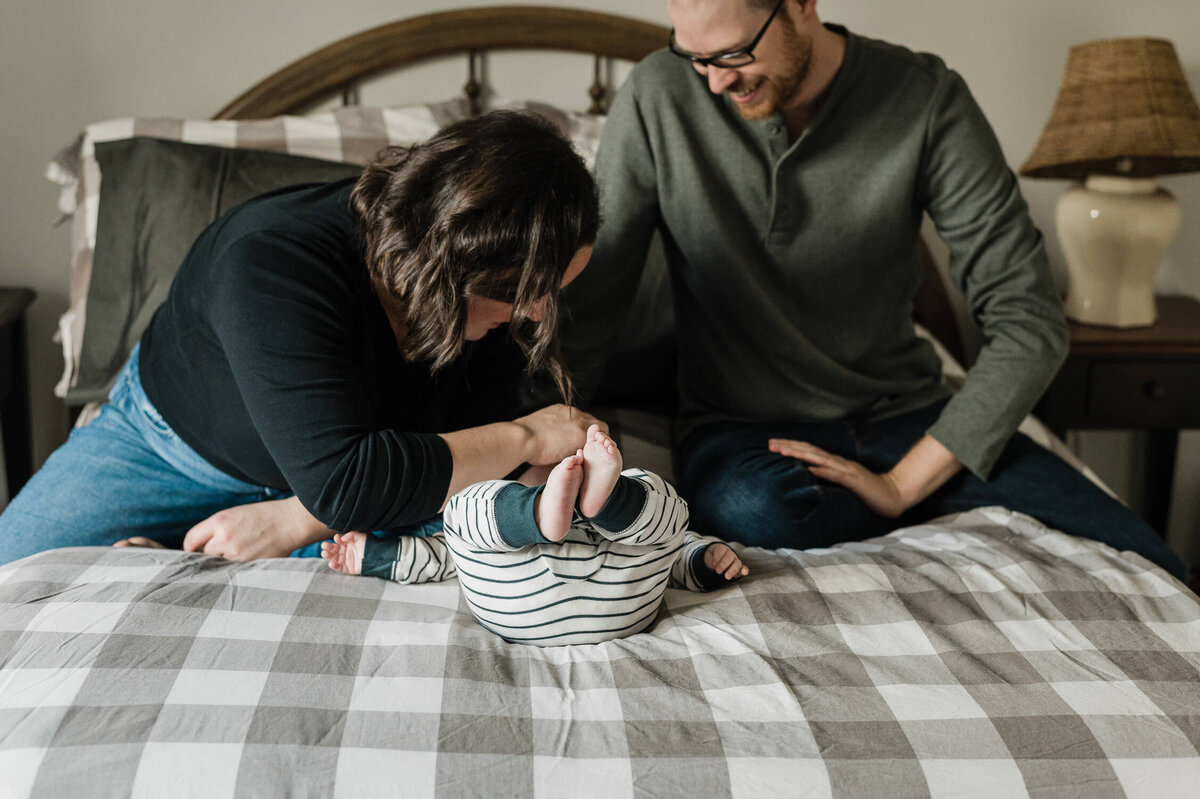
[
  {"xmin": 367, "ymin": 469, "xmax": 730, "ymax": 646},
  {"xmin": 363, "ymin": 533, "xmax": 459, "ymax": 585}
]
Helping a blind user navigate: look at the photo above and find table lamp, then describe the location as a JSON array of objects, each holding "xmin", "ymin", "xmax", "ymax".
[{"xmin": 1020, "ymin": 37, "xmax": 1200, "ymax": 327}]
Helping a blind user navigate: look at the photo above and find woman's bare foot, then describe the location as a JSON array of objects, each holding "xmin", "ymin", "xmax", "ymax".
[
  {"xmin": 535, "ymin": 451, "xmax": 584, "ymax": 542},
  {"xmin": 579, "ymin": 424, "xmax": 622, "ymax": 518},
  {"xmin": 112, "ymin": 537, "xmax": 167, "ymax": 549},
  {"xmin": 321, "ymin": 532, "xmax": 367, "ymax": 575}
]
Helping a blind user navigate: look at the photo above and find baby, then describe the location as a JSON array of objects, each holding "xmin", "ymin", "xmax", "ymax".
[{"xmin": 323, "ymin": 425, "xmax": 748, "ymax": 646}]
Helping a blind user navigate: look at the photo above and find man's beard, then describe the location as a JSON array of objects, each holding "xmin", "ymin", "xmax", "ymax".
[{"xmin": 729, "ymin": 26, "xmax": 813, "ymax": 120}]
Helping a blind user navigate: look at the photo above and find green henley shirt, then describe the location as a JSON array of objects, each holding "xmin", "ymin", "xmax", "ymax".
[{"xmin": 565, "ymin": 25, "xmax": 1068, "ymax": 479}]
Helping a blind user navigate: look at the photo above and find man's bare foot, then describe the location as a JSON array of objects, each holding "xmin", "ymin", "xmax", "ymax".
[
  {"xmin": 536, "ymin": 451, "xmax": 584, "ymax": 542},
  {"xmin": 578, "ymin": 424, "xmax": 622, "ymax": 518},
  {"xmin": 321, "ymin": 532, "xmax": 366, "ymax": 575},
  {"xmin": 113, "ymin": 537, "xmax": 167, "ymax": 549}
]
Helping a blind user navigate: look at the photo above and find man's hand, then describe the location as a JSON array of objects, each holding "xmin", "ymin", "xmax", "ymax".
[
  {"xmin": 769, "ymin": 439, "xmax": 909, "ymax": 517},
  {"xmin": 768, "ymin": 434, "xmax": 962, "ymax": 519},
  {"xmin": 183, "ymin": 496, "xmax": 330, "ymax": 560}
]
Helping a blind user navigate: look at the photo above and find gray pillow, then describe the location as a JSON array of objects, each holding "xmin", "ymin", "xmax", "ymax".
[{"xmin": 74, "ymin": 138, "xmax": 362, "ymax": 403}]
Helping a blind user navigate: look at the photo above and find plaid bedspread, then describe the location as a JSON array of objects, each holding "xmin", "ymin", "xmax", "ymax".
[{"xmin": 1, "ymin": 507, "xmax": 1198, "ymax": 798}]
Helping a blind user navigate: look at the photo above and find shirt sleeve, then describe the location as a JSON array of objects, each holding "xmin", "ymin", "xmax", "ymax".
[
  {"xmin": 210, "ymin": 231, "xmax": 453, "ymax": 532},
  {"xmin": 669, "ymin": 532, "xmax": 740, "ymax": 592},
  {"xmin": 362, "ymin": 532, "xmax": 458, "ymax": 584},
  {"xmin": 585, "ymin": 468, "xmax": 689, "ymax": 546},
  {"xmin": 918, "ymin": 71, "xmax": 1069, "ymax": 478}
]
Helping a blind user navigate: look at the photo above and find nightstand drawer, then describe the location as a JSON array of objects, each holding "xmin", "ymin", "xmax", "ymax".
[{"xmin": 1087, "ymin": 361, "xmax": 1200, "ymax": 427}]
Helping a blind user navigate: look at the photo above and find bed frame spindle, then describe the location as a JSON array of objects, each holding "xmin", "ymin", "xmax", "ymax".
[
  {"xmin": 465, "ymin": 51, "xmax": 483, "ymax": 115},
  {"xmin": 588, "ymin": 56, "xmax": 607, "ymax": 114}
]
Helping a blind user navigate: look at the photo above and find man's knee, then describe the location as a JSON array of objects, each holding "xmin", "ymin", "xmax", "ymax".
[{"xmin": 683, "ymin": 459, "xmax": 825, "ymax": 546}]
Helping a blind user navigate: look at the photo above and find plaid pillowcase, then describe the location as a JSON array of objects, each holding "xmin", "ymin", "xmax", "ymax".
[{"xmin": 45, "ymin": 102, "xmax": 470, "ymax": 400}]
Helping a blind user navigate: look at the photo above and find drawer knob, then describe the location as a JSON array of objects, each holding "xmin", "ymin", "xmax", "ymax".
[{"xmin": 1144, "ymin": 381, "xmax": 1166, "ymax": 400}]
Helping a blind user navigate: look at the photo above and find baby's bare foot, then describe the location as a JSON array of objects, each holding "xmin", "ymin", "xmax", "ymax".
[
  {"xmin": 579, "ymin": 423, "xmax": 622, "ymax": 518},
  {"xmin": 321, "ymin": 532, "xmax": 366, "ymax": 575},
  {"xmin": 536, "ymin": 451, "xmax": 584, "ymax": 542}
]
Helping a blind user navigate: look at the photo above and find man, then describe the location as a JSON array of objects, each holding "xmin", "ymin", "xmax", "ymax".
[{"xmin": 560, "ymin": 0, "xmax": 1187, "ymax": 580}]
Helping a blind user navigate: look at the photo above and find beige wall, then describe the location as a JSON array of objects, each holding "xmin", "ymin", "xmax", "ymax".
[{"xmin": 1, "ymin": 0, "xmax": 1198, "ymax": 563}]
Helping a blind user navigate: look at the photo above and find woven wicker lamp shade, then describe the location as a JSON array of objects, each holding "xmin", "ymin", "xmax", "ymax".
[
  {"xmin": 1020, "ymin": 37, "xmax": 1200, "ymax": 179},
  {"xmin": 1020, "ymin": 37, "xmax": 1200, "ymax": 328}
]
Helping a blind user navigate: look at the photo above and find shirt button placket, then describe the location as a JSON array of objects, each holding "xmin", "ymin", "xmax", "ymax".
[{"xmin": 767, "ymin": 121, "xmax": 795, "ymax": 242}]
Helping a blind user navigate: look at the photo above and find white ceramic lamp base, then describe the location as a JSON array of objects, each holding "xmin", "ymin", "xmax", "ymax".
[{"xmin": 1056, "ymin": 175, "xmax": 1181, "ymax": 328}]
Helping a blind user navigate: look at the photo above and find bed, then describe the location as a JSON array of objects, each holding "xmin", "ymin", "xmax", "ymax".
[{"xmin": 4, "ymin": 6, "xmax": 1200, "ymax": 797}]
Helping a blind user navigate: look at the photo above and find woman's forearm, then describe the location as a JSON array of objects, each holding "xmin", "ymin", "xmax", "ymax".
[
  {"xmin": 438, "ymin": 421, "xmax": 533, "ymax": 507},
  {"xmin": 284, "ymin": 496, "xmax": 338, "ymax": 547},
  {"xmin": 252, "ymin": 407, "xmax": 602, "ymax": 547},
  {"xmin": 438, "ymin": 404, "xmax": 605, "ymax": 509}
]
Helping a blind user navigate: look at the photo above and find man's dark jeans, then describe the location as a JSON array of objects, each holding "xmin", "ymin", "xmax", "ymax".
[{"xmin": 677, "ymin": 399, "xmax": 1188, "ymax": 582}]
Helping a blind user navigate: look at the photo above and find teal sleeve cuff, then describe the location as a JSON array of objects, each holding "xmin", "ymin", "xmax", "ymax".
[
  {"xmin": 585, "ymin": 475, "xmax": 646, "ymax": 532},
  {"xmin": 689, "ymin": 546, "xmax": 729, "ymax": 592},
  {"xmin": 492, "ymin": 482, "xmax": 548, "ymax": 547},
  {"xmin": 361, "ymin": 535, "xmax": 400, "ymax": 579}
]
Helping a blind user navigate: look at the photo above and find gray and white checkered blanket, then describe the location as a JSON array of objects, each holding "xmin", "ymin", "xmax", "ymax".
[{"xmin": 2, "ymin": 507, "xmax": 1198, "ymax": 798}]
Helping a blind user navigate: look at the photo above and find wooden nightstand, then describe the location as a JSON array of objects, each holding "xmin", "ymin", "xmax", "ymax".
[
  {"xmin": 0, "ymin": 288, "xmax": 36, "ymax": 500},
  {"xmin": 1037, "ymin": 294, "xmax": 1200, "ymax": 535}
]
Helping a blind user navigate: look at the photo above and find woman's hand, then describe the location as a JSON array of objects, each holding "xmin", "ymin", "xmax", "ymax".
[
  {"xmin": 768, "ymin": 434, "xmax": 962, "ymax": 519},
  {"xmin": 183, "ymin": 496, "xmax": 331, "ymax": 560},
  {"xmin": 438, "ymin": 407, "xmax": 609, "ymax": 508},
  {"xmin": 515, "ymin": 404, "xmax": 607, "ymax": 465}
]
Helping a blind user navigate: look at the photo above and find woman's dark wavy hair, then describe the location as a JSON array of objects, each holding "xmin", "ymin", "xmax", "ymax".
[{"xmin": 351, "ymin": 110, "xmax": 599, "ymax": 403}]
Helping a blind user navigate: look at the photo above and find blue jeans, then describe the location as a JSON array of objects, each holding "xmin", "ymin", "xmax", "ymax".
[
  {"xmin": 677, "ymin": 400, "xmax": 1188, "ymax": 582},
  {"xmin": 0, "ymin": 346, "xmax": 438, "ymax": 564}
]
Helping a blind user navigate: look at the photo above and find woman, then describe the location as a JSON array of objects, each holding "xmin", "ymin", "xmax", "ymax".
[{"xmin": 0, "ymin": 111, "xmax": 603, "ymax": 564}]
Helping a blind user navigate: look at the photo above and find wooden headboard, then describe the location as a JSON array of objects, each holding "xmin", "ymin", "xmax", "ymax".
[
  {"xmin": 215, "ymin": 7, "xmax": 668, "ymax": 119},
  {"xmin": 215, "ymin": 5, "xmax": 965, "ymax": 364}
]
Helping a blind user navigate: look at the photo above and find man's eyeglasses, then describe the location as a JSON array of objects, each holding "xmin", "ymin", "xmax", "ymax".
[{"xmin": 668, "ymin": 0, "xmax": 787, "ymax": 69}]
